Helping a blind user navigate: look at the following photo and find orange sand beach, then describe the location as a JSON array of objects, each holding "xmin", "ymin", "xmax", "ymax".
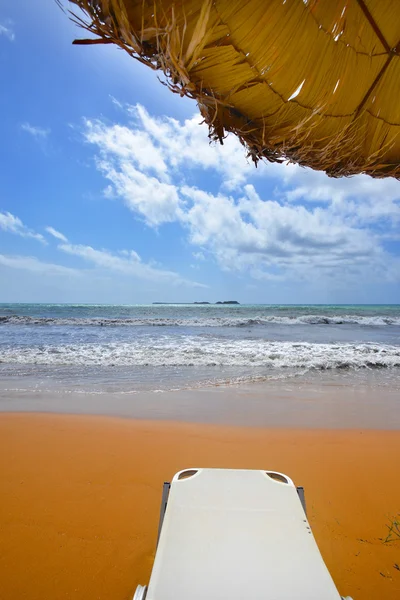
[{"xmin": 1, "ymin": 414, "xmax": 400, "ymax": 599}]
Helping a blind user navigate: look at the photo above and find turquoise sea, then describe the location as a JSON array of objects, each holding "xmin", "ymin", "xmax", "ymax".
[{"xmin": 0, "ymin": 303, "xmax": 399, "ymax": 394}]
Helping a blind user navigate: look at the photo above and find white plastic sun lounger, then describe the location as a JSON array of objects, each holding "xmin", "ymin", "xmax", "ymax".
[{"xmin": 134, "ymin": 468, "xmax": 352, "ymax": 600}]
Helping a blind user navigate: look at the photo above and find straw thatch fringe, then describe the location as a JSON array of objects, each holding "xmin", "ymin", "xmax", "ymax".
[{"xmin": 64, "ymin": 0, "xmax": 400, "ymax": 179}]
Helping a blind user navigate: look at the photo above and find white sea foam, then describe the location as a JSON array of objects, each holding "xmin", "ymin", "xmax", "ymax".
[
  {"xmin": 1, "ymin": 315, "xmax": 399, "ymax": 327},
  {"xmin": 1, "ymin": 339, "xmax": 399, "ymax": 369}
]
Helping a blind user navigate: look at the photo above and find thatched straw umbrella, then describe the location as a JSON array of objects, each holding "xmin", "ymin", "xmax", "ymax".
[{"xmin": 63, "ymin": 1, "xmax": 400, "ymax": 178}]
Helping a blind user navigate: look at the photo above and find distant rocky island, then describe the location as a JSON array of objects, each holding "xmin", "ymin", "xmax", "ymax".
[
  {"xmin": 194, "ymin": 301, "xmax": 240, "ymax": 305},
  {"xmin": 153, "ymin": 301, "xmax": 240, "ymax": 305}
]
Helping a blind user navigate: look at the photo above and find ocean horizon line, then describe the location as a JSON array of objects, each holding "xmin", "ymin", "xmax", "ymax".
[{"xmin": 1, "ymin": 302, "xmax": 400, "ymax": 307}]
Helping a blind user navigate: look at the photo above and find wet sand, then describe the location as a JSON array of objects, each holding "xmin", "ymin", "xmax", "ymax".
[
  {"xmin": 1, "ymin": 377, "xmax": 400, "ymax": 428},
  {"xmin": 1, "ymin": 413, "xmax": 400, "ymax": 600}
]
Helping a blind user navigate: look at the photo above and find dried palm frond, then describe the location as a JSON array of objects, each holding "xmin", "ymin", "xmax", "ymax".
[{"xmin": 64, "ymin": 0, "xmax": 400, "ymax": 178}]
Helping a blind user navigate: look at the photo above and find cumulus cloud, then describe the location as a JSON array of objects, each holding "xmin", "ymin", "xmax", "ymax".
[
  {"xmin": 21, "ymin": 123, "xmax": 50, "ymax": 139},
  {"xmin": 85, "ymin": 118, "xmax": 168, "ymax": 178},
  {"xmin": 45, "ymin": 226, "xmax": 68, "ymax": 242},
  {"xmin": 280, "ymin": 165, "xmax": 400, "ymax": 230},
  {"xmin": 0, "ymin": 211, "xmax": 46, "ymax": 244},
  {"xmin": 82, "ymin": 104, "xmax": 258, "ymax": 225},
  {"xmin": 83, "ymin": 104, "xmax": 254, "ymax": 192},
  {"xmin": 131, "ymin": 104, "xmax": 254, "ymax": 189},
  {"xmin": 97, "ymin": 159, "xmax": 183, "ymax": 226},
  {"xmin": 180, "ymin": 184, "xmax": 393, "ymax": 283},
  {"xmin": 82, "ymin": 102, "xmax": 400, "ymax": 287}
]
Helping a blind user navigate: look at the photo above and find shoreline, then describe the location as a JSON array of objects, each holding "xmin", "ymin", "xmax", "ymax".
[
  {"xmin": 1, "ymin": 413, "xmax": 400, "ymax": 599},
  {"xmin": 1, "ymin": 375, "xmax": 399, "ymax": 428}
]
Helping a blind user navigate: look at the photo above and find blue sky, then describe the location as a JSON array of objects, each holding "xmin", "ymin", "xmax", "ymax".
[{"xmin": 0, "ymin": 0, "xmax": 399, "ymax": 304}]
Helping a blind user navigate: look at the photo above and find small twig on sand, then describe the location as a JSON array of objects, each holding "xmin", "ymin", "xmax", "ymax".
[{"xmin": 383, "ymin": 515, "xmax": 400, "ymax": 544}]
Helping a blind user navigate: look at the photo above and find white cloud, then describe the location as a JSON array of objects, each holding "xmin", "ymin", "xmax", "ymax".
[
  {"xmin": 283, "ymin": 166, "xmax": 400, "ymax": 205},
  {"xmin": 58, "ymin": 243, "xmax": 207, "ymax": 288},
  {"xmin": 0, "ymin": 254, "xmax": 80, "ymax": 277},
  {"xmin": 85, "ymin": 118, "xmax": 168, "ymax": 178},
  {"xmin": 82, "ymin": 104, "xmax": 255, "ymax": 226},
  {"xmin": 132, "ymin": 104, "xmax": 254, "ymax": 189},
  {"xmin": 180, "ymin": 184, "xmax": 394, "ymax": 283},
  {"xmin": 81, "ymin": 102, "xmax": 400, "ymax": 288},
  {"xmin": 83, "ymin": 103, "xmax": 255, "ymax": 197},
  {"xmin": 0, "ymin": 241, "xmax": 207, "ymax": 301},
  {"xmin": 0, "ymin": 23, "xmax": 15, "ymax": 41},
  {"xmin": 0, "ymin": 211, "xmax": 46, "ymax": 244},
  {"xmin": 21, "ymin": 123, "xmax": 50, "ymax": 139},
  {"xmin": 279, "ymin": 165, "xmax": 400, "ymax": 229},
  {"xmin": 45, "ymin": 226, "xmax": 68, "ymax": 242},
  {"xmin": 96, "ymin": 159, "xmax": 183, "ymax": 226},
  {"xmin": 0, "ymin": 209, "xmax": 205, "ymax": 290}
]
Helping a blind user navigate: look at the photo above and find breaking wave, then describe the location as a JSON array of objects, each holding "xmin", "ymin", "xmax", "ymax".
[
  {"xmin": 1, "ymin": 340, "xmax": 399, "ymax": 370},
  {"xmin": 1, "ymin": 315, "xmax": 400, "ymax": 327}
]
